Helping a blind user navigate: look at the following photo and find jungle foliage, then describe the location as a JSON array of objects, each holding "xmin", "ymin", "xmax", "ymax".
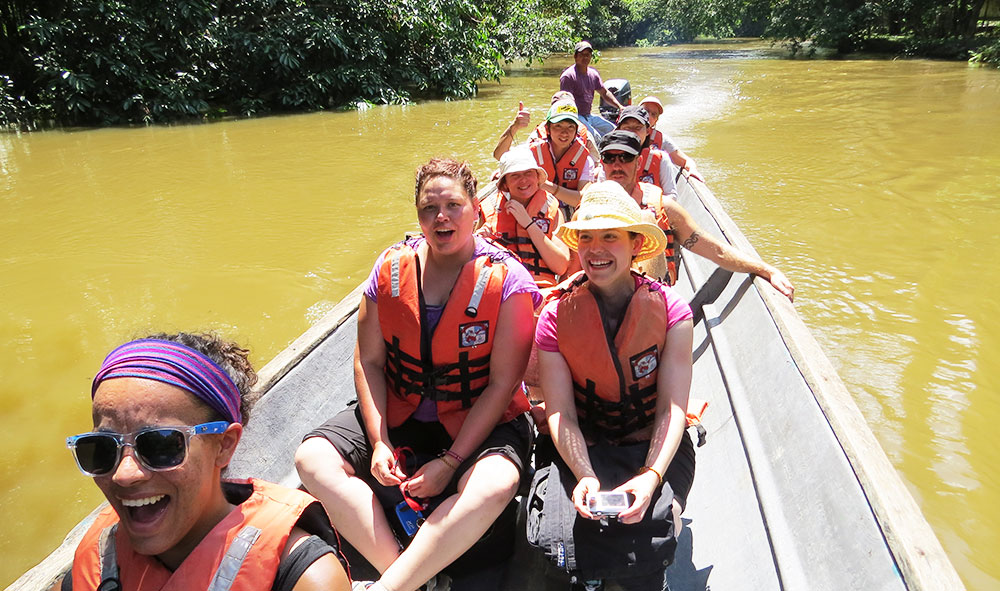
[
  {"xmin": 1, "ymin": 0, "xmax": 997, "ymax": 127},
  {"xmin": 0, "ymin": 0, "xmax": 579, "ymax": 126},
  {"xmin": 613, "ymin": 0, "xmax": 995, "ymax": 56}
]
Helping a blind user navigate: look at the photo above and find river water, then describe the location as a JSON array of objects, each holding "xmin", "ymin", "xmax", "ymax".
[{"xmin": 1, "ymin": 41, "xmax": 997, "ymax": 588}]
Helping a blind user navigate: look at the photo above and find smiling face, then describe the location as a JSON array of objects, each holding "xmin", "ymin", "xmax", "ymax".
[
  {"xmin": 574, "ymin": 49, "xmax": 593, "ymax": 69},
  {"xmin": 501, "ymin": 169, "xmax": 541, "ymax": 203},
  {"xmin": 91, "ymin": 377, "xmax": 240, "ymax": 567},
  {"xmin": 547, "ymin": 120, "xmax": 578, "ymax": 150},
  {"xmin": 575, "ymin": 228, "xmax": 644, "ymax": 285},
  {"xmin": 416, "ymin": 175, "xmax": 478, "ymax": 258}
]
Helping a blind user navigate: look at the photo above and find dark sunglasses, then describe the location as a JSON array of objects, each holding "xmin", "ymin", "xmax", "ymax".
[
  {"xmin": 66, "ymin": 421, "xmax": 229, "ymax": 477},
  {"xmin": 601, "ymin": 153, "xmax": 637, "ymax": 164}
]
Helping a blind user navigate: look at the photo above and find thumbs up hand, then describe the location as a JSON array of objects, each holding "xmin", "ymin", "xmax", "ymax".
[{"xmin": 512, "ymin": 100, "xmax": 530, "ymax": 131}]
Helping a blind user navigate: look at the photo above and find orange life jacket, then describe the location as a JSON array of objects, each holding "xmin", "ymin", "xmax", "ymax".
[
  {"xmin": 554, "ymin": 271, "xmax": 668, "ymax": 441},
  {"xmin": 70, "ymin": 479, "xmax": 318, "ymax": 591},
  {"xmin": 649, "ymin": 128, "xmax": 665, "ymax": 151},
  {"xmin": 529, "ymin": 137, "xmax": 589, "ymax": 190},
  {"xmin": 638, "ymin": 147, "xmax": 664, "ymax": 187},
  {"xmin": 479, "ymin": 190, "xmax": 561, "ymax": 288},
  {"xmin": 549, "ymin": 272, "xmax": 708, "ymax": 443},
  {"xmin": 377, "ymin": 239, "xmax": 530, "ymax": 438}
]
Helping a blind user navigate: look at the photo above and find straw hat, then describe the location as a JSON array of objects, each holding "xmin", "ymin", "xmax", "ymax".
[
  {"xmin": 497, "ymin": 147, "xmax": 547, "ymax": 187},
  {"xmin": 557, "ymin": 181, "xmax": 667, "ymax": 262}
]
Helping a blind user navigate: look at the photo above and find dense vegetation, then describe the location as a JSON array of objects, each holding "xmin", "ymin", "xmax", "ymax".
[{"xmin": 1, "ymin": 0, "xmax": 997, "ymax": 127}]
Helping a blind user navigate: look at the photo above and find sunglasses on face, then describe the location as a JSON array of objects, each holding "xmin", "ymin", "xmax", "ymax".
[
  {"xmin": 66, "ymin": 421, "xmax": 229, "ymax": 477},
  {"xmin": 601, "ymin": 153, "xmax": 637, "ymax": 164}
]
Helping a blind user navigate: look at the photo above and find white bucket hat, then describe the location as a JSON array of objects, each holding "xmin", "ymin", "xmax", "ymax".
[
  {"xmin": 498, "ymin": 147, "xmax": 547, "ymax": 188},
  {"xmin": 557, "ymin": 181, "xmax": 668, "ymax": 262}
]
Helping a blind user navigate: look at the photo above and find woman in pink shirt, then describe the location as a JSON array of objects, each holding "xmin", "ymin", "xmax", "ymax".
[{"xmin": 531, "ymin": 181, "xmax": 695, "ymax": 590}]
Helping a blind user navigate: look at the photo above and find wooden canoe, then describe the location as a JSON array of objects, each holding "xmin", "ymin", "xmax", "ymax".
[{"xmin": 8, "ymin": 172, "xmax": 965, "ymax": 591}]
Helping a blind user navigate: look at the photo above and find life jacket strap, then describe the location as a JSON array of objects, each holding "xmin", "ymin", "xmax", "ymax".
[
  {"xmin": 465, "ymin": 264, "xmax": 493, "ymax": 317},
  {"xmin": 207, "ymin": 526, "xmax": 262, "ymax": 591},
  {"xmin": 390, "ymin": 251, "xmax": 402, "ymax": 298},
  {"xmin": 97, "ymin": 524, "xmax": 120, "ymax": 591}
]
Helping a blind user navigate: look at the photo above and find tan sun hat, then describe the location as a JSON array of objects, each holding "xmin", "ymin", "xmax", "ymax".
[
  {"xmin": 498, "ymin": 147, "xmax": 547, "ymax": 188},
  {"xmin": 557, "ymin": 181, "xmax": 667, "ymax": 262},
  {"xmin": 638, "ymin": 96, "xmax": 664, "ymax": 116}
]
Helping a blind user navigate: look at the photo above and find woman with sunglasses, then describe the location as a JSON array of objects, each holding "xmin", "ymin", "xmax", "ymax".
[
  {"xmin": 295, "ymin": 158, "xmax": 539, "ymax": 591},
  {"xmin": 60, "ymin": 333, "xmax": 350, "ymax": 591},
  {"xmin": 530, "ymin": 181, "xmax": 695, "ymax": 591}
]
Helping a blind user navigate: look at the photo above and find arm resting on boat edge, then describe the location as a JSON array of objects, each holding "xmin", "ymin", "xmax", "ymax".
[{"xmin": 660, "ymin": 199, "xmax": 795, "ymax": 302}]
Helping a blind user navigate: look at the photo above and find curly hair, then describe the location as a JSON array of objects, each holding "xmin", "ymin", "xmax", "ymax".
[
  {"xmin": 145, "ymin": 332, "xmax": 257, "ymax": 425},
  {"xmin": 414, "ymin": 158, "xmax": 478, "ymax": 205}
]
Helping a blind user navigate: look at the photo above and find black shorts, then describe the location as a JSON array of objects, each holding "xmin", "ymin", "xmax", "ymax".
[
  {"xmin": 304, "ymin": 401, "xmax": 533, "ymax": 493},
  {"xmin": 665, "ymin": 429, "xmax": 697, "ymax": 509}
]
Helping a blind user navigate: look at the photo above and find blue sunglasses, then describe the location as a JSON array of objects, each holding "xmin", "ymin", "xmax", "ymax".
[{"xmin": 66, "ymin": 421, "xmax": 229, "ymax": 477}]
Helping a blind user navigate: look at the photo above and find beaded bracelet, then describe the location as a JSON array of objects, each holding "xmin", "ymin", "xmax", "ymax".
[
  {"xmin": 438, "ymin": 453, "xmax": 459, "ymax": 470},
  {"xmin": 638, "ymin": 465, "xmax": 663, "ymax": 483},
  {"xmin": 443, "ymin": 449, "xmax": 465, "ymax": 464}
]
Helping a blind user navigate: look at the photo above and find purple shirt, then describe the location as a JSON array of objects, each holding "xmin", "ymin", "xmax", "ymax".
[{"xmin": 560, "ymin": 65, "xmax": 605, "ymax": 116}]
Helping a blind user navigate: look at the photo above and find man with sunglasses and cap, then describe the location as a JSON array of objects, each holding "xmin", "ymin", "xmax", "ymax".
[
  {"xmin": 599, "ymin": 130, "xmax": 796, "ymax": 301},
  {"xmin": 60, "ymin": 333, "xmax": 350, "ymax": 591},
  {"xmin": 560, "ymin": 40, "xmax": 624, "ymax": 141},
  {"xmin": 610, "ymin": 105, "xmax": 679, "ymax": 200}
]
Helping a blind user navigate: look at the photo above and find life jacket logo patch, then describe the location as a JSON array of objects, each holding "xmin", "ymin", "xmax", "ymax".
[
  {"xmin": 532, "ymin": 217, "xmax": 550, "ymax": 234},
  {"xmin": 629, "ymin": 346, "xmax": 659, "ymax": 380},
  {"xmin": 562, "ymin": 169, "xmax": 578, "ymax": 181},
  {"xmin": 640, "ymin": 174, "xmax": 654, "ymax": 184},
  {"xmin": 459, "ymin": 321, "xmax": 490, "ymax": 348}
]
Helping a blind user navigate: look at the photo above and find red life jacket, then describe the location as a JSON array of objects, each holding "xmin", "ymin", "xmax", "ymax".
[
  {"xmin": 529, "ymin": 137, "xmax": 589, "ymax": 190},
  {"xmin": 554, "ymin": 272, "xmax": 668, "ymax": 441},
  {"xmin": 649, "ymin": 128, "xmax": 665, "ymax": 151},
  {"xmin": 71, "ymin": 479, "xmax": 318, "ymax": 591},
  {"xmin": 638, "ymin": 147, "xmax": 664, "ymax": 187},
  {"xmin": 376, "ymin": 239, "xmax": 530, "ymax": 438},
  {"xmin": 479, "ymin": 190, "xmax": 562, "ymax": 288}
]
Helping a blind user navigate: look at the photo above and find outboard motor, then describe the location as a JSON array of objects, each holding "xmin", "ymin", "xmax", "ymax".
[{"xmin": 600, "ymin": 79, "xmax": 631, "ymax": 122}]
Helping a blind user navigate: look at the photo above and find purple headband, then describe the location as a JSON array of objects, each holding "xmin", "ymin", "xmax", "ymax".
[{"xmin": 92, "ymin": 339, "xmax": 243, "ymax": 424}]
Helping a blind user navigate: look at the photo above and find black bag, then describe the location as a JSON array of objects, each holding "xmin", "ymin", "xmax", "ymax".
[{"xmin": 525, "ymin": 441, "xmax": 676, "ymax": 581}]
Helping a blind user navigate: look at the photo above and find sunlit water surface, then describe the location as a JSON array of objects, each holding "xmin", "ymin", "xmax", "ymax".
[{"xmin": 2, "ymin": 41, "xmax": 997, "ymax": 588}]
